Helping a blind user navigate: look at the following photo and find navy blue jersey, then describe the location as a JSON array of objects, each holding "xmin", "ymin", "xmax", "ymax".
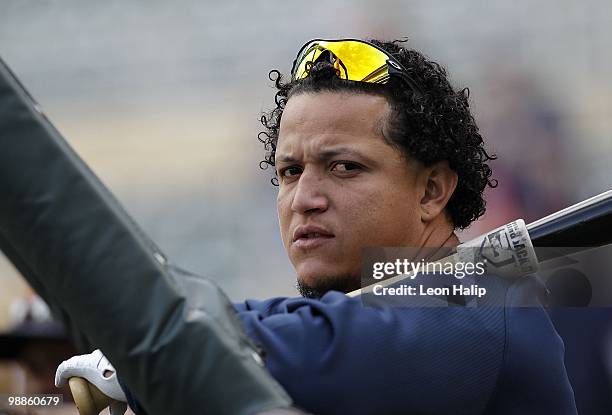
[
  {"xmin": 235, "ymin": 293, "xmax": 576, "ymax": 414},
  {"xmin": 123, "ymin": 277, "xmax": 577, "ymax": 414}
]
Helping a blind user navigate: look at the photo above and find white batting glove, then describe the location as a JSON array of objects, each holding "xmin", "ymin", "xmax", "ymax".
[{"xmin": 55, "ymin": 349, "xmax": 128, "ymax": 414}]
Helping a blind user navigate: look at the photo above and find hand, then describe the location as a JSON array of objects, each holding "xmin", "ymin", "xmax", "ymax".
[{"xmin": 55, "ymin": 349, "xmax": 128, "ymax": 415}]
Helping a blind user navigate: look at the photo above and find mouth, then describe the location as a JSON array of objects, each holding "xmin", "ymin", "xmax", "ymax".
[{"xmin": 292, "ymin": 226, "xmax": 335, "ymax": 249}]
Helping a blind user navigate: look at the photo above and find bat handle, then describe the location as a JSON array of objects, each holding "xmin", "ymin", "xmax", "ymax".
[{"xmin": 68, "ymin": 377, "xmax": 113, "ymax": 415}]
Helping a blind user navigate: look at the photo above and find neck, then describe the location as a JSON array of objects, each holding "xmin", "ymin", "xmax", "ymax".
[{"xmin": 419, "ymin": 216, "xmax": 459, "ymax": 248}]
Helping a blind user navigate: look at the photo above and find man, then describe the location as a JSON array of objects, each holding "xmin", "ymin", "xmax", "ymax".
[{"xmin": 55, "ymin": 38, "xmax": 577, "ymax": 414}]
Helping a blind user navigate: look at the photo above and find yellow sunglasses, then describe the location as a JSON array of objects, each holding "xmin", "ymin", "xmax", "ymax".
[{"xmin": 291, "ymin": 38, "xmax": 422, "ymax": 94}]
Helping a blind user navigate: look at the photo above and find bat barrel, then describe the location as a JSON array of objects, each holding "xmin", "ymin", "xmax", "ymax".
[{"xmin": 528, "ymin": 190, "xmax": 612, "ymax": 247}]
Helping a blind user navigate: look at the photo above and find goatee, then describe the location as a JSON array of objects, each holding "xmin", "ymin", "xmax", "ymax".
[{"xmin": 296, "ymin": 275, "xmax": 361, "ymax": 299}]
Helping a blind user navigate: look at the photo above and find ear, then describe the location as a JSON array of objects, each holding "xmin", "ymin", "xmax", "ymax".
[{"xmin": 419, "ymin": 161, "xmax": 458, "ymax": 224}]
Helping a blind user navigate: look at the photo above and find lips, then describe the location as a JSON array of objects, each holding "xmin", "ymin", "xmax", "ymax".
[{"xmin": 292, "ymin": 224, "xmax": 335, "ymax": 249}]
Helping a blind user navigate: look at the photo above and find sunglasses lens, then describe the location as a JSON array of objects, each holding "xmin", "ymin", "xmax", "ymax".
[
  {"xmin": 292, "ymin": 40, "xmax": 391, "ymax": 83},
  {"xmin": 293, "ymin": 43, "xmax": 325, "ymax": 81}
]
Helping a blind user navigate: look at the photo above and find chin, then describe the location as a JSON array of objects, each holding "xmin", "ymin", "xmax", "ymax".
[
  {"xmin": 296, "ymin": 268, "xmax": 362, "ymax": 299},
  {"xmin": 296, "ymin": 261, "xmax": 343, "ymax": 285}
]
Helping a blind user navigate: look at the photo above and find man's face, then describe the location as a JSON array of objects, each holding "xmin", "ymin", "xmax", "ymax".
[{"xmin": 276, "ymin": 91, "xmax": 427, "ymax": 294}]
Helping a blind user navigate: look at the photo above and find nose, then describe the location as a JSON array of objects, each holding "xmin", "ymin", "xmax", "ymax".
[{"xmin": 290, "ymin": 169, "xmax": 329, "ymax": 214}]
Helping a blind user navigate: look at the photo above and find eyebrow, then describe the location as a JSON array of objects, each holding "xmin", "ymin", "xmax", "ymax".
[{"xmin": 277, "ymin": 147, "xmax": 372, "ymax": 163}]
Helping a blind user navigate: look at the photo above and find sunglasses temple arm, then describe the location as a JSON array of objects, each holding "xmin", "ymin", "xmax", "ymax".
[{"xmin": 387, "ymin": 64, "xmax": 424, "ymax": 97}]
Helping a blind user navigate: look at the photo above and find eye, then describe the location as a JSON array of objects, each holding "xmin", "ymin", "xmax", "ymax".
[
  {"xmin": 278, "ymin": 166, "xmax": 303, "ymax": 181},
  {"xmin": 330, "ymin": 161, "xmax": 362, "ymax": 174}
]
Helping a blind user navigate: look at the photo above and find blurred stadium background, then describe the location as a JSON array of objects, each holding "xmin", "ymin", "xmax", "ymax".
[{"xmin": 0, "ymin": 1, "xmax": 610, "ymax": 412}]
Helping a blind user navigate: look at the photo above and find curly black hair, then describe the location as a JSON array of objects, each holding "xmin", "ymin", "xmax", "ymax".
[{"xmin": 258, "ymin": 39, "xmax": 497, "ymax": 229}]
